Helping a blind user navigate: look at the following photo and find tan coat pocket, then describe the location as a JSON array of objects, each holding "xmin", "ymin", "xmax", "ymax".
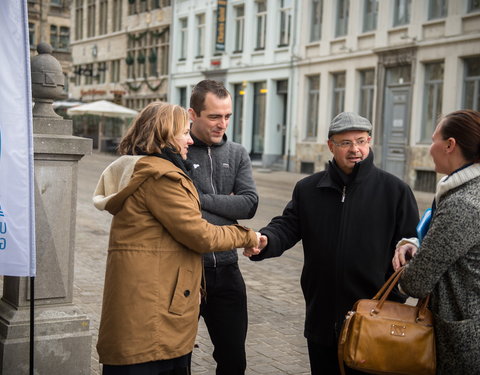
[{"xmin": 168, "ymin": 267, "xmax": 194, "ymax": 315}]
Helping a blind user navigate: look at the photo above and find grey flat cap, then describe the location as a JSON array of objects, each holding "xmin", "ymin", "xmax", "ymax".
[{"xmin": 328, "ymin": 112, "xmax": 372, "ymax": 138}]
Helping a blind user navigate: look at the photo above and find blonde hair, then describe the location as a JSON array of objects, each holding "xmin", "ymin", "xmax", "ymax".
[{"xmin": 118, "ymin": 102, "xmax": 189, "ymax": 155}]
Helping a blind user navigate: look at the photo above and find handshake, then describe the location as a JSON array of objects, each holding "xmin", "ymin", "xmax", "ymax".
[{"xmin": 243, "ymin": 232, "xmax": 268, "ymax": 257}]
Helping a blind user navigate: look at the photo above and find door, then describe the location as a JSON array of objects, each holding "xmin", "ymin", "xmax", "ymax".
[
  {"xmin": 232, "ymin": 83, "xmax": 244, "ymax": 144},
  {"xmin": 382, "ymin": 86, "xmax": 410, "ymax": 180},
  {"xmin": 251, "ymin": 81, "xmax": 266, "ymax": 159},
  {"xmin": 277, "ymin": 80, "xmax": 288, "ymax": 156}
]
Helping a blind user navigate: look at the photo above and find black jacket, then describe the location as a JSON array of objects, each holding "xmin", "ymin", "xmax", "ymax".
[
  {"xmin": 251, "ymin": 151, "xmax": 419, "ymax": 345},
  {"xmin": 187, "ymin": 134, "xmax": 258, "ymax": 267}
]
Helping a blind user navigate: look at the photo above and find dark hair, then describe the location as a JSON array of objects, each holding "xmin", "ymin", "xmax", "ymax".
[
  {"xmin": 189, "ymin": 79, "xmax": 230, "ymax": 116},
  {"xmin": 118, "ymin": 102, "xmax": 188, "ymax": 155},
  {"xmin": 439, "ymin": 109, "xmax": 480, "ymax": 162}
]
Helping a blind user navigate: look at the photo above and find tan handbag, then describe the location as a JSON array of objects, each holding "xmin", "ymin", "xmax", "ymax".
[{"xmin": 338, "ymin": 266, "xmax": 436, "ymax": 375}]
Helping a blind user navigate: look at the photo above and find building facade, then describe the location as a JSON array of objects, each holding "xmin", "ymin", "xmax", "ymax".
[
  {"xmin": 294, "ymin": 0, "xmax": 480, "ymax": 190},
  {"xmin": 70, "ymin": 0, "xmax": 172, "ymax": 110},
  {"xmin": 170, "ymin": 0, "xmax": 299, "ymax": 169},
  {"xmin": 169, "ymin": 0, "xmax": 480, "ymax": 191},
  {"xmin": 28, "ymin": 0, "xmax": 73, "ymax": 95}
]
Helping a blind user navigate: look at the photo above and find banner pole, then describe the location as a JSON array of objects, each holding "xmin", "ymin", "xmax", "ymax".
[{"xmin": 29, "ymin": 276, "xmax": 34, "ymax": 375}]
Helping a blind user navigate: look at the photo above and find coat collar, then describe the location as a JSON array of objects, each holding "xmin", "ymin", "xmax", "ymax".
[
  {"xmin": 436, "ymin": 162, "xmax": 480, "ymax": 202},
  {"xmin": 190, "ymin": 133, "xmax": 227, "ymax": 148},
  {"xmin": 317, "ymin": 149, "xmax": 375, "ymax": 189}
]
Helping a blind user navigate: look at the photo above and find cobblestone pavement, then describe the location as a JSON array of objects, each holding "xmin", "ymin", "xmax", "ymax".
[{"xmin": 74, "ymin": 152, "xmax": 433, "ymax": 375}]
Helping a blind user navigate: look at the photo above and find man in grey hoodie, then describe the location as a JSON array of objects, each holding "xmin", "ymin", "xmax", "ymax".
[{"xmin": 187, "ymin": 80, "xmax": 258, "ymax": 375}]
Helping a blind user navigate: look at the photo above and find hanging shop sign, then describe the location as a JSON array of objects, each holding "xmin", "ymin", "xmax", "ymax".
[{"xmin": 215, "ymin": 0, "xmax": 227, "ymax": 51}]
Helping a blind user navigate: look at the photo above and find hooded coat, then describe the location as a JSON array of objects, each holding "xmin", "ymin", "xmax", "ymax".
[{"xmin": 93, "ymin": 155, "xmax": 257, "ymax": 365}]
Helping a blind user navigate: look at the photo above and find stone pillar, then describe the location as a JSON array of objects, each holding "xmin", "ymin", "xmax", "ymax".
[{"xmin": 0, "ymin": 43, "xmax": 93, "ymax": 374}]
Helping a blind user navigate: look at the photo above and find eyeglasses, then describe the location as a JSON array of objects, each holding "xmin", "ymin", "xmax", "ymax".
[{"xmin": 330, "ymin": 138, "xmax": 370, "ymax": 149}]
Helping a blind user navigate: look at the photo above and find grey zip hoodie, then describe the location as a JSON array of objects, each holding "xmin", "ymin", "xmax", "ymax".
[{"xmin": 187, "ymin": 134, "xmax": 258, "ymax": 267}]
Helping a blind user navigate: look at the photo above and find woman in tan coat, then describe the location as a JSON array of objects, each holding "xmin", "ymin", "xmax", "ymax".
[{"xmin": 93, "ymin": 102, "xmax": 259, "ymax": 375}]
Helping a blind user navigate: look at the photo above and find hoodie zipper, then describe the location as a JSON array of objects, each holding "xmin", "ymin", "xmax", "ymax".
[
  {"xmin": 207, "ymin": 147, "xmax": 217, "ymax": 267},
  {"xmin": 207, "ymin": 147, "xmax": 216, "ymax": 194},
  {"xmin": 341, "ymin": 186, "xmax": 346, "ymax": 202}
]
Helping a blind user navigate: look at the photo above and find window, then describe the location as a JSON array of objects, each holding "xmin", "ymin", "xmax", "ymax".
[
  {"xmin": 278, "ymin": 0, "xmax": 292, "ymax": 47},
  {"xmin": 178, "ymin": 87, "xmax": 187, "ymax": 108},
  {"xmin": 51, "ymin": 0, "xmax": 62, "ymax": 5},
  {"xmin": 75, "ymin": 0, "xmax": 83, "ymax": 40},
  {"xmin": 110, "ymin": 60, "xmax": 120, "ymax": 83},
  {"xmin": 127, "ymin": 28, "xmax": 169, "ymax": 79},
  {"xmin": 467, "ymin": 0, "xmax": 480, "ymax": 13},
  {"xmin": 152, "ymin": 38, "xmax": 159, "ymax": 77},
  {"xmin": 127, "ymin": 33, "xmax": 145, "ymax": 79},
  {"xmin": 85, "ymin": 63, "xmax": 94, "ymax": 85},
  {"xmin": 129, "ymin": 0, "xmax": 136, "ymax": 15},
  {"xmin": 87, "ymin": 0, "xmax": 96, "ymax": 37},
  {"xmin": 332, "ymin": 72, "xmax": 346, "ymax": 117},
  {"xmin": 386, "ymin": 65, "xmax": 411, "ymax": 84},
  {"xmin": 99, "ymin": 0, "xmax": 108, "ymax": 35},
  {"xmin": 359, "ymin": 69, "xmax": 375, "ymax": 121},
  {"xmin": 363, "ymin": 0, "xmax": 378, "ymax": 32},
  {"xmin": 97, "ymin": 62, "xmax": 107, "ymax": 84},
  {"xmin": 59, "ymin": 27, "xmax": 70, "ymax": 50},
  {"xmin": 463, "ymin": 57, "xmax": 480, "ymax": 111},
  {"xmin": 139, "ymin": 0, "xmax": 148, "ymax": 13},
  {"xmin": 234, "ymin": 5, "xmax": 245, "ymax": 52},
  {"xmin": 393, "ymin": 0, "xmax": 410, "ymax": 27},
  {"xmin": 415, "ymin": 170, "xmax": 437, "ymax": 192},
  {"xmin": 50, "ymin": 25, "xmax": 59, "ymax": 49},
  {"xmin": 428, "ymin": 0, "xmax": 447, "ymax": 19},
  {"xmin": 51, "ymin": 26, "xmax": 69, "ymax": 50},
  {"xmin": 158, "ymin": 28, "xmax": 170, "ymax": 76},
  {"xmin": 195, "ymin": 14, "xmax": 205, "ymax": 58},
  {"xmin": 151, "ymin": 0, "xmax": 161, "ymax": 10},
  {"xmin": 306, "ymin": 75, "xmax": 320, "ymax": 139},
  {"xmin": 310, "ymin": 0, "xmax": 323, "ymax": 42},
  {"xmin": 74, "ymin": 65, "xmax": 82, "ymax": 86},
  {"xmin": 255, "ymin": 0, "xmax": 267, "ymax": 50},
  {"xmin": 158, "ymin": 0, "xmax": 171, "ymax": 8},
  {"xmin": 29, "ymin": 22, "xmax": 36, "ymax": 48},
  {"xmin": 233, "ymin": 84, "xmax": 245, "ymax": 143},
  {"xmin": 252, "ymin": 82, "xmax": 267, "ymax": 155},
  {"xmin": 422, "ymin": 62, "xmax": 444, "ymax": 142},
  {"xmin": 112, "ymin": 0, "xmax": 122, "ymax": 32},
  {"xmin": 212, "ymin": 9, "xmax": 219, "ymax": 55},
  {"xmin": 179, "ymin": 18, "xmax": 188, "ymax": 60},
  {"xmin": 336, "ymin": 0, "xmax": 349, "ymax": 37}
]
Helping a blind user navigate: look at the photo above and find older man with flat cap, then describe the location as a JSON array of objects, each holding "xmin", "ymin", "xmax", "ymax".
[{"xmin": 245, "ymin": 112, "xmax": 419, "ymax": 374}]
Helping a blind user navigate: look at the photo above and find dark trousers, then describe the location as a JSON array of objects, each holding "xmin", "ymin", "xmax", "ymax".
[
  {"xmin": 103, "ymin": 368, "xmax": 189, "ymax": 375},
  {"xmin": 102, "ymin": 356, "xmax": 191, "ymax": 375},
  {"xmin": 307, "ymin": 340, "xmax": 365, "ymax": 375},
  {"xmin": 200, "ymin": 263, "xmax": 248, "ymax": 375}
]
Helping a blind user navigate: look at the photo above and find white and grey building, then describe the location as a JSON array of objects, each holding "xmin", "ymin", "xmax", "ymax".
[
  {"xmin": 170, "ymin": 0, "xmax": 480, "ymax": 191},
  {"xmin": 294, "ymin": 0, "xmax": 480, "ymax": 191},
  {"xmin": 170, "ymin": 0, "xmax": 299, "ymax": 169}
]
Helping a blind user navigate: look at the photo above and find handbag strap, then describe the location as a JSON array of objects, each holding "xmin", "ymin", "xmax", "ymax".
[
  {"xmin": 372, "ymin": 266, "xmax": 430, "ymax": 321},
  {"xmin": 372, "ymin": 266, "xmax": 405, "ymax": 300},
  {"xmin": 415, "ymin": 294, "xmax": 431, "ymax": 321}
]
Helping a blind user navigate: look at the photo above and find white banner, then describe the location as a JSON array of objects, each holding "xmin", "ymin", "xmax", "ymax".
[{"xmin": 0, "ymin": 0, "xmax": 36, "ymax": 276}]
